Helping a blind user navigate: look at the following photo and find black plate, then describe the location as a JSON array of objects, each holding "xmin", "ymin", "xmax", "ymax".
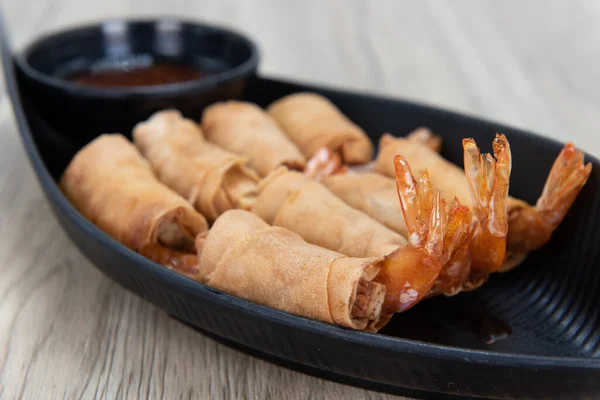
[{"xmin": 4, "ymin": 37, "xmax": 600, "ymax": 400}]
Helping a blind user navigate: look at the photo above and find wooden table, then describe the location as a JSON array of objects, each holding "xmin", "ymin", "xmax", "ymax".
[{"xmin": 1, "ymin": 1, "xmax": 598, "ymax": 398}]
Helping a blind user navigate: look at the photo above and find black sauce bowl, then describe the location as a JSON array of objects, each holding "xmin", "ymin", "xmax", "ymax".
[{"xmin": 15, "ymin": 18, "xmax": 260, "ymax": 145}]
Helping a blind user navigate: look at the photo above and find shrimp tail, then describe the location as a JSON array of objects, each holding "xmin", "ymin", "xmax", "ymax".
[
  {"xmin": 464, "ymin": 134, "xmax": 512, "ymax": 276},
  {"xmin": 378, "ymin": 156, "xmax": 471, "ymax": 313},
  {"xmin": 536, "ymin": 143, "xmax": 592, "ymax": 227},
  {"xmin": 393, "ymin": 155, "xmax": 442, "ymax": 252},
  {"xmin": 304, "ymin": 147, "xmax": 347, "ymax": 180},
  {"xmin": 429, "ymin": 198, "xmax": 473, "ymax": 297},
  {"xmin": 442, "ymin": 198, "xmax": 473, "ymax": 264},
  {"xmin": 504, "ymin": 143, "xmax": 591, "ymax": 269}
]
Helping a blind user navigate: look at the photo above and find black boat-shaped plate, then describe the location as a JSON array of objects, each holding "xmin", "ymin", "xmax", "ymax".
[{"xmin": 4, "ymin": 46, "xmax": 600, "ymax": 399}]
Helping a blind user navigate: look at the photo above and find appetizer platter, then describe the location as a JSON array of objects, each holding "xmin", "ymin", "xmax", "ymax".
[{"xmin": 3, "ymin": 17, "xmax": 600, "ymax": 399}]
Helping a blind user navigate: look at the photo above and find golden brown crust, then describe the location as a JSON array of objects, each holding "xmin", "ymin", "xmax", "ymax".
[
  {"xmin": 196, "ymin": 210, "xmax": 388, "ymax": 331},
  {"xmin": 133, "ymin": 110, "xmax": 259, "ymax": 222},
  {"xmin": 375, "ymin": 133, "xmax": 474, "ymax": 207},
  {"xmin": 252, "ymin": 168, "xmax": 407, "ymax": 258},
  {"xmin": 267, "ymin": 92, "xmax": 373, "ymax": 165},
  {"xmin": 60, "ymin": 134, "xmax": 208, "ymax": 261},
  {"xmin": 322, "ymin": 172, "xmax": 409, "ymax": 237},
  {"xmin": 202, "ymin": 101, "xmax": 306, "ymax": 177}
]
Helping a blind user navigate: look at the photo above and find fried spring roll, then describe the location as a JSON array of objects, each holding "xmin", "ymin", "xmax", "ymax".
[
  {"xmin": 196, "ymin": 210, "xmax": 389, "ymax": 331},
  {"xmin": 266, "ymin": 92, "xmax": 373, "ymax": 165},
  {"xmin": 375, "ymin": 133, "xmax": 473, "ymax": 206},
  {"xmin": 322, "ymin": 172, "xmax": 409, "ymax": 237},
  {"xmin": 201, "ymin": 101, "xmax": 306, "ymax": 176},
  {"xmin": 60, "ymin": 134, "xmax": 208, "ymax": 277},
  {"xmin": 305, "ymin": 129, "xmax": 444, "ymax": 236},
  {"xmin": 252, "ymin": 167, "xmax": 407, "ymax": 258},
  {"xmin": 133, "ymin": 110, "xmax": 260, "ymax": 222}
]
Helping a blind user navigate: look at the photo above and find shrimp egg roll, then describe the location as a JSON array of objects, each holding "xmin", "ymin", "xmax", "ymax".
[
  {"xmin": 267, "ymin": 92, "xmax": 373, "ymax": 165},
  {"xmin": 375, "ymin": 133, "xmax": 474, "ymax": 207},
  {"xmin": 196, "ymin": 210, "xmax": 389, "ymax": 331},
  {"xmin": 322, "ymin": 172, "xmax": 409, "ymax": 237},
  {"xmin": 252, "ymin": 167, "xmax": 407, "ymax": 258},
  {"xmin": 201, "ymin": 101, "xmax": 306, "ymax": 176},
  {"xmin": 133, "ymin": 110, "xmax": 259, "ymax": 222},
  {"xmin": 60, "ymin": 134, "xmax": 208, "ymax": 277},
  {"xmin": 374, "ymin": 132, "xmax": 591, "ymax": 272}
]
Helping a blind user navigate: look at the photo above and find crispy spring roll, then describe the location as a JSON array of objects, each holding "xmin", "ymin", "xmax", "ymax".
[
  {"xmin": 196, "ymin": 209, "xmax": 389, "ymax": 331},
  {"xmin": 201, "ymin": 101, "xmax": 306, "ymax": 176},
  {"xmin": 254, "ymin": 160, "xmax": 473, "ymax": 313},
  {"xmin": 375, "ymin": 133, "xmax": 473, "ymax": 206},
  {"xmin": 322, "ymin": 172, "xmax": 409, "ymax": 237},
  {"xmin": 375, "ymin": 132, "xmax": 591, "ymax": 271},
  {"xmin": 133, "ymin": 110, "xmax": 260, "ymax": 222},
  {"xmin": 252, "ymin": 167, "xmax": 407, "ymax": 258},
  {"xmin": 60, "ymin": 134, "xmax": 208, "ymax": 277},
  {"xmin": 307, "ymin": 143, "xmax": 507, "ymax": 295},
  {"xmin": 266, "ymin": 92, "xmax": 373, "ymax": 165}
]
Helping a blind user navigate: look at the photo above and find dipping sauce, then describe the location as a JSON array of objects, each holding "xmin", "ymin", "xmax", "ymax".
[{"xmin": 69, "ymin": 64, "xmax": 211, "ymax": 87}]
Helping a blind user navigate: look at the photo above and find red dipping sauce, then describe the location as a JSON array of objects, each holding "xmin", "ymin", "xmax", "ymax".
[{"xmin": 69, "ymin": 64, "xmax": 211, "ymax": 87}]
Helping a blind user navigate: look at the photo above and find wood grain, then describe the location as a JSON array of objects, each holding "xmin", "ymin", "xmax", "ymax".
[{"xmin": 0, "ymin": 1, "xmax": 599, "ymax": 399}]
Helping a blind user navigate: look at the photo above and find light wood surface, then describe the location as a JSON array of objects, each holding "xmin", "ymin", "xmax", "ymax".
[{"xmin": 1, "ymin": 1, "xmax": 598, "ymax": 399}]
